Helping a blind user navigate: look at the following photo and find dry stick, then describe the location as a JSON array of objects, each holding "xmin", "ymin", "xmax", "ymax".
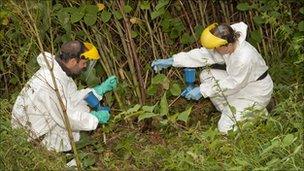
[
  {"xmin": 248, "ymin": 10, "xmax": 262, "ymax": 53},
  {"xmin": 107, "ymin": 1, "xmax": 140, "ymax": 101},
  {"xmin": 211, "ymin": 2, "xmax": 217, "ymax": 22},
  {"xmin": 189, "ymin": 1, "xmax": 198, "ymax": 26},
  {"xmin": 198, "ymin": 1, "xmax": 207, "ymax": 27},
  {"xmin": 168, "ymin": 95, "xmax": 182, "ymax": 107},
  {"xmin": 113, "ymin": 19, "xmax": 141, "ymax": 106},
  {"xmin": 92, "ymin": 29, "xmax": 125, "ymax": 143},
  {"xmin": 219, "ymin": 1, "xmax": 229, "ymax": 24},
  {"xmin": 144, "ymin": 10, "xmax": 157, "ymax": 59},
  {"xmin": 93, "ymin": 27, "xmax": 124, "ymax": 110},
  {"xmin": 119, "ymin": 0, "xmax": 145, "ymax": 104},
  {"xmin": 20, "ymin": 1, "xmax": 82, "ymax": 170},
  {"xmin": 179, "ymin": 0, "xmax": 199, "ymax": 47}
]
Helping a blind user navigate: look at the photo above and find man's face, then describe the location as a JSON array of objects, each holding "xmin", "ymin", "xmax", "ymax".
[{"xmin": 68, "ymin": 58, "xmax": 88, "ymax": 76}]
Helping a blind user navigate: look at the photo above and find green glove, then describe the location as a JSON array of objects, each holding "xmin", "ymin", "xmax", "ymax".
[
  {"xmin": 91, "ymin": 110, "xmax": 110, "ymax": 124},
  {"xmin": 94, "ymin": 76, "xmax": 118, "ymax": 96}
]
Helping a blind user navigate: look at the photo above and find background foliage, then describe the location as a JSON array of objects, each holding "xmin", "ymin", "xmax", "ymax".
[{"xmin": 0, "ymin": 0, "xmax": 303, "ymax": 170}]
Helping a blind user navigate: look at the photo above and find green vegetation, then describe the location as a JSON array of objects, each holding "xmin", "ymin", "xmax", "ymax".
[{"xmin": 0, "ymin": 0, "xmax": 303, "ymax": 170}]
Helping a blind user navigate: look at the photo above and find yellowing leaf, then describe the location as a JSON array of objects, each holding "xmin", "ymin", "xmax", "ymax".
[
  {"xmin": 2, "ymin": 17, "xmax": 9, "ymax": 25},
  {"xmin": 130, "ymin": 17, "xmax": 142, "ymax": 24},
  {"xmin": 97, "ymin": 3, "xmax": 105, "ymax": 11}
]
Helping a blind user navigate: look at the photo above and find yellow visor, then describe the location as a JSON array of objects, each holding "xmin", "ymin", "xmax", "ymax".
[
  {"xmin": 80, "ymin": 42, "xmax": 100, "ymax": 60},
  {"xmin": 200, "ymin": 23, "xmax": 228, "ymax": 49}
]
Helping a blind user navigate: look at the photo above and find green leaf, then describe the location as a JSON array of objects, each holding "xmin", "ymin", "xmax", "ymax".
[
  {"xmin": 152, "ymin": 74, "xmax": 170, "ymax": 90},
  {"xmin": 266, "ymin": 158, "xmax": 279, "ymax": 166},
  {"xmin": 131, "ymin": 30, "xmax": 138, "ymax": 38},
  {"xmin": 160, "ymin": 119, "xmax": 168, "ymax": 125},
  {"xmin": 70, "ymin": 7, "xmax": 84, "ymax": 23},
  {"xmin": 140, "ymin": 1, "xmax": 150, "ymax": 10},
  {"xmin": 253, "ymin": 16, "xmax": 265, "ymax": 25},
  {"xmin": 298, "ymin": 21, "xmax": 304, "ymax": 32},
  {"xmin": 124, "ymin": 5, "xmax": 133, "ymax": 13},
  {"xmin": 124, "ymin": 110, "xmax": 144, "ymax": 120},
  {"xmin": 177, "ymin": 107, "xmax": 192, "ymax": 122},
  {"xmin": 10, "ymin": 75, "xmax": 19, "ymax": 85},
  {"xmin": 229, "ymin": 105, "xmax": 237, "ymax": 115},
  {"xmin": 53, "ymin": 4, "xmax": 63, "ymax": 12},
  {"xmin": 181, "ymin": 32, "xmax": 194, "ymax": 45},
  {"xmin": 152, "ymin": 73, "xmax": 166, "ymax": 84},
  {"xmin": 126, "ymin": 104, "xmax": 141, "ymax": 114},
  {"xmin": 160, "ymin": 92, "xmax": 168, "ymax": 116},
  {"xmin": 235, "ymin": 158, "xmax": 249, "ymax": 166},
  {"xmin": 261, "ymin": 138, "xmax": 280, "ymax": 155},
  {"xmin": 82, "ymin": 153, "xmax": 96, "ymax": 167},
  {"xmin": 299, "ymin": 7, "xmax": 304, "ymax": 15},
  {"xmin": 113, "ymin": 11, "xmax": 123, "ymax": 20},
  {"xmin": 100, "ymin": 10, "xmax": 112, "ymax": 23},
  {"xmin": 83, "ymin": 5, "xmax": 98, "ymax": 26},
  {"xmin": 236, "ymin": 3, "xmax": 251, "ymax": 11},
  {"xmin": 155, "ymin": 0, "xmax": 169, "ymax": 10},
  {"xmin": 81, "ymin": 68, "xmax": 99, "ymax": 86},
  {"xmin": 160, "ymin": 17, "xmax": 171, "ymax": 32},
  {"xmin": 138, "ymin": 113, "xmax": 159, "ymax": 122},
  {"xmin": 0, "ymin": 58, "xmax": 4, "ymax": 71},
  {"xmin": 282, "ymin": 134, "xmax": 294, "ymax": 147},
  {"xmin": 147, "ymin": 84, "xmax": 158, "ymax": 95},
  {"xmin": 56, "ymin": 10, "xmax": 69, "ymax": 25},
  {"xmin": 168, "ymin": 113, "xmax": 178, "ymax": 122},
  {"xmin": 169, "ymin": 83, "xmax": 181, "ymax": 96},
  {"xmin": 292, "ymin": 144, "xmax": 302, "ymax": 155},
  {"xmin": 194, "ymin": 24, "xmax": 203, "ymax": 38},
  {"xmin": 151, "ymin": 8, "xmax": 166, "ymax": 20},
  {"xmin": 170, "ymin": 20, "xmax": 185, "ymax": 38},
  {"xmin": 84, "ymin": 13, "xmax": 97, "ymax": 26},
  {"xmin": 85, "ymin": 5, "xmax": 99, "ymax": 14},
  {"xmin": 250, "ymin": 30, "xmax": 262, "ymax": 44},
  {"xmin": 142, "ymin": 105, "xmax": 156, "ymax": 112}
]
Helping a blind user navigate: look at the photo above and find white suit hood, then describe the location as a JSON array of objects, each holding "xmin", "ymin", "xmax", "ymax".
[
  {"xmin": 37, "ymin": 52, "xmax": 55, "ymax": 68},
  {"xmin": 231, "ymin": 22, "xmax": 247, "ymax": 45}
]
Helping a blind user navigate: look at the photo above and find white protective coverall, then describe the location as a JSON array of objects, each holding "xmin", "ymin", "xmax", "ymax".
[
  {"xmin": 172, "ymin": 22, "xmax": 273, "ymax": 133},
  {"xmin": 11, "ymin": 52, "xmax": 100, "ymax": 152}
]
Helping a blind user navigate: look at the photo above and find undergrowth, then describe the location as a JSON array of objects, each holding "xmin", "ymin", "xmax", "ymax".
[
  {"xmin": 65, "ymin": 83, "xmax": 303, "ymax": 170},
  {"xmin": 0, "ymin": 0, "xmax": 303, "ymax": 170},
  {"xmin": 0, "ymin": 98, "xmax": 65, "ymax": 170}
]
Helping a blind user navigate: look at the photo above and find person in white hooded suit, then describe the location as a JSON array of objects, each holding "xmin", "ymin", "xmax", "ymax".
[
  {"xmin": 12, "ymin": 41, "xmax": 118, "ymax": 152},
  {"xmin": 151, "ymin": 22, "xmax": 273, "ymax": 134}
]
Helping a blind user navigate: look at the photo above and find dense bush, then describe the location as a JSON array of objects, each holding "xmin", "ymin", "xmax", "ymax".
[{"xmin": 0, "ymin": 0, "xmax": 303, "ymax": 170}]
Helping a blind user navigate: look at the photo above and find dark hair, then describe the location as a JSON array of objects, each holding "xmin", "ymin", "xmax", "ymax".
[
  {"xmin": 58, "ymin": 40, "xmax": 85, "ymax": 62},
  {"xmin": 212, "ymin": 24, "xmax": 240, "ymax": 44}
]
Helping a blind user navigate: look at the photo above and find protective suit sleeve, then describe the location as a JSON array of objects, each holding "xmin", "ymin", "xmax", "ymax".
[
  {"xmin": 40, "ymin": 90, "xmax": 99, "ymax": 131},
  {"xmin": 200, "ymin": 58, "xmax": 252, "ymax": 98},
  {"xmin": 172, "ymin": 48, "xmax": 215, "ymax": 67}
]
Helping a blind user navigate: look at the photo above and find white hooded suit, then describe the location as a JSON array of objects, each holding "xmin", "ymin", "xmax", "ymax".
[
  {"xmin": 172, "ymin": 22, "xmax": 273, "ymax": 133},
  {"xmin": 12, "ymin": 52, "xmax": 99, "ymax": 152}
]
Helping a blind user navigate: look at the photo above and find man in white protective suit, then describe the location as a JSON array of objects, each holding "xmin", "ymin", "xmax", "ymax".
[
  {"xmin": 12, "ymin": 40, "xmax": 118, "ymax": 152},
  {"xmin": 151, "ymin": 22, "xmax": 273, "ymax": 134}
]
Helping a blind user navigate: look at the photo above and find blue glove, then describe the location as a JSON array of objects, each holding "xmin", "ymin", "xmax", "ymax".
[
  {"xmin": 184, "ymin": 87, "xmax": 203, "ymax": 101},
  {"xmin": 181, "ymin": 86, "xmax": 194, "ymax": 97},
  {"xmin": 94, "ymin": 76, "xmax": 118, "ymax": 96},
  {"xmin": 91, "ymin": 110, "xmax": 110, "ymax": 124},
  {"xmin": 151, "ymin": 58, "xmax": 173, "ymax": 72}
]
